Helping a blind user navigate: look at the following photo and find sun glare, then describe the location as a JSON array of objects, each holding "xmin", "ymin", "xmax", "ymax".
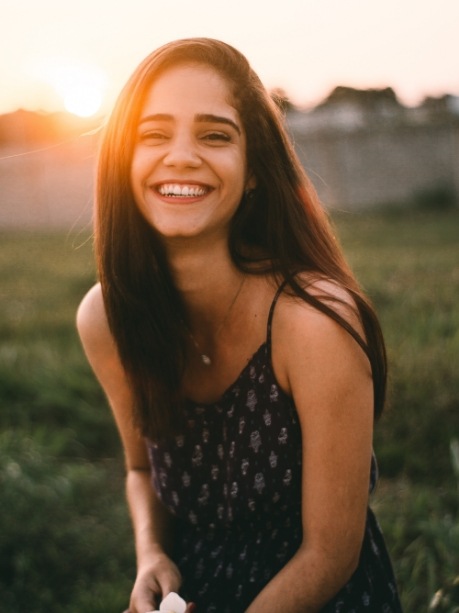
[{"xmin": 33, "ymin": 58, "xmax": 107, "ymax": 118}]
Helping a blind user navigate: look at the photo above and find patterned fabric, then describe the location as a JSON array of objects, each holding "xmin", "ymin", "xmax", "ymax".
[{"xmin": 148, "ymin": 286, "xmax": 403, "ymax": 612}]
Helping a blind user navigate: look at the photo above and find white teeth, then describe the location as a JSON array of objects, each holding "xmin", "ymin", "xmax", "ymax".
[{"xmin": 158, "ymin": 184, "xmax": 207, "ymax": 197}]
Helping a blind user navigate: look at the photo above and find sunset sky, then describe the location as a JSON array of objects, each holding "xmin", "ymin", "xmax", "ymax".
[{"xmin": 2, "ymin": 0, "xmax": 458, "ymax": 117}]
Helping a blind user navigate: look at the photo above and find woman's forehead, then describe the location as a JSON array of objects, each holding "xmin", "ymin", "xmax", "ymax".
[{"xmin": 140, "ymin": 63, "xmax": 240, "ymax": 122}]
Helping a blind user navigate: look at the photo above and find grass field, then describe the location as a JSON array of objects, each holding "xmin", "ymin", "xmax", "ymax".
[{"xmin": 1, "ymin": 208, "xmax": 458, "ymax": 612}]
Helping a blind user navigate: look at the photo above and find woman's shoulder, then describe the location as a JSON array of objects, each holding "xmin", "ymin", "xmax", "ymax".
[
  {"xmin": 76, "ymin": 282, "xmax": 104, "ymax": 330},
  {"xmin": 279, "ymin": 273, "xmax": 360, "ymax": 327},
  {"xmin": 76, "ymin": 283, "xmax": 114, "ymax": 356},
  {"xmin": 272, "ymin": 274, "xmax": 371, "ymax": 396},
  {"xmin": 273, "ymin": 273, "xmax": 366, "ymax": 363}
]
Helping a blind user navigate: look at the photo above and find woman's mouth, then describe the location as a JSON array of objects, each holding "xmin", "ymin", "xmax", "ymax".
[{"xmin": 156, "ymin": 183, "xmax": 211, "ymax": 198}]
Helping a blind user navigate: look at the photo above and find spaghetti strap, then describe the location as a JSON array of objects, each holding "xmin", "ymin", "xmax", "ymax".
[{"xmin": 266, "ymin": 280, "xmax": 289, "ymax": 357}]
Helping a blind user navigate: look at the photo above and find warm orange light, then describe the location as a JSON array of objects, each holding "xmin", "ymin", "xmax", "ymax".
[{"xmin": 33, "ymin": 58, "xmax": 107, "ymax": 117}]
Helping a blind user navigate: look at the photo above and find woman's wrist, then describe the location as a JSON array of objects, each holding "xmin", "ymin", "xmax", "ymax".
[{"xmin": 136, "ymin": 540, "xmax": 170, "ymax": 569}]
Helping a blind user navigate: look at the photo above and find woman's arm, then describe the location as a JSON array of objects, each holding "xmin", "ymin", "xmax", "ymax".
[
  {"xmin": 246, "ymin": 283, "xmax": 374, "ymax": 612},
  {"xmin": 76, "ymin": 284, "xmax": 181, "ymax": 612}
]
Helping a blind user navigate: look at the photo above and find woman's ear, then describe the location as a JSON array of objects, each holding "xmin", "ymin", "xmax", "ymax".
[{"xmin": 245, "ymin": 173, "xmax": 257, "ymax": 191}]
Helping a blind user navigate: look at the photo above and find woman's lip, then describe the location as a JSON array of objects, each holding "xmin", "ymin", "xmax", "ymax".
[
  {"xmin": 153, "ymin": 181, "xmax": 212, "ymax": 188},
  {"xmin": 153, "ymin": 182, "xmax": 214, "ymax": 199}
]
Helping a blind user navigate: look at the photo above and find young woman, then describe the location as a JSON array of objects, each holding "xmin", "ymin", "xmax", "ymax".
[{"xmin": 77, "ymin": 38, "xmax": 402, "ymax": 612}]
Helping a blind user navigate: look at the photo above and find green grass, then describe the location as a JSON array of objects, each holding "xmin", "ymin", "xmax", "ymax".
[
  {"xmin": 1, "ymin": 209, "xmax": 458, "ymax": 611},
  {"xmin": 335, "ymin": 210, "xmax": 459, "ymax": 485}
]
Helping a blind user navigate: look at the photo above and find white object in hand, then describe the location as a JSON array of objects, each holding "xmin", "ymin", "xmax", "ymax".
[{"xmin": 146, "ymin": 591, "xmax": 187, "ymax": 613}]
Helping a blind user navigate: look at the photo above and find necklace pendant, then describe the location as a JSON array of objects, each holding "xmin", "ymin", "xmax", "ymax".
[{"xmin": 201, "ymin": 354, "xmax": 212, "ymax": 366}]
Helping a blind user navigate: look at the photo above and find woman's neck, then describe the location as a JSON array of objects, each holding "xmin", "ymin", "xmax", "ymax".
[{"xmin": 165, "ymin": 236, "xmax": 243, "ymax": 327}]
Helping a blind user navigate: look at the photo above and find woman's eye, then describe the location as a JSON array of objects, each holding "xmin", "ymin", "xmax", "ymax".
[
  {"xmin": 139, "ymin": 131, "xmax": 168, "ymax": 143},
  {"xmin": 202, "ymin": 132, "xmax": 231, "ymax": 143}
]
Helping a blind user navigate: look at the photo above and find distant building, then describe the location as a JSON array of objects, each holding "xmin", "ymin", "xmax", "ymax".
[
  {"xmin": 410, "ymin": 94, "xmax": 459, "ymax": 123},
  {"xmin": 288, "ymin": 86, "xmax": 405, "ymax": 132}
]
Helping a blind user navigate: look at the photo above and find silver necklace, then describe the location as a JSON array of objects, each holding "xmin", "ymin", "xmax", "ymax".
[{"xmin": 185, "ymin": 276, "xmax": 246, "ymax": 367}]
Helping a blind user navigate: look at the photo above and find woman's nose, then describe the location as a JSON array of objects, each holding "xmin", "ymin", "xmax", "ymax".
[{"xmin": 163, "ymin": 134, "xmax": 201, "ymax": 168}]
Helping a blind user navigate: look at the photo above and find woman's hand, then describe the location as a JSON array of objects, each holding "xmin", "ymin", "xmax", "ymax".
[{"xmin": 128, "ymin": 552, "xmax": 183, "ymax": 613}]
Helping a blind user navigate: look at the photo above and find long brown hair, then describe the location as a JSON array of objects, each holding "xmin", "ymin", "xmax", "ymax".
[{"xmin": 96, "ymin": 37, "xmax": 387, "ymax": 440}]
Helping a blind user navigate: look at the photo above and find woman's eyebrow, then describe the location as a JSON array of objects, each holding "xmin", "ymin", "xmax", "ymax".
[
  {"xmin": 138, "ymin": 113, "xmax": 172, "ymax": 125},
  {"xmin": 138, "ymin": 112, "xmax": 241, "ymax": 134},
  {"xmin": 195, "ymin": 114, "xmax": 241, "ymax": 134}
]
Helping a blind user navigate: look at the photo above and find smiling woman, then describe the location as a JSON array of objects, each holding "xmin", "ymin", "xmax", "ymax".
[{"xmin": 76, "ymin": 37, "xmax": 402, "ymax": 613}]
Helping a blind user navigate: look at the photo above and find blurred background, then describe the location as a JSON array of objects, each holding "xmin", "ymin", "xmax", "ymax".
[{"xmin": 1, "ymin": 1, "xmax": 458, "ymax": 611}]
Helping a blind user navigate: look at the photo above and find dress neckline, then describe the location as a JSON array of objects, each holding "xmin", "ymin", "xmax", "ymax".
[
  {"xmin": 185, "ymin": 280, "xmax": 289, "ymax": 409},
  {"xmin": 185, "ymin": 341, "xmax": 268, "ymax": 409}
]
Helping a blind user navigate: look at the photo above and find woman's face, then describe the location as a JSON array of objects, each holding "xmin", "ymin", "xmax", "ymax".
[{"xmin": 130, "ymin": 63, "xmax": 255, "ymax": 244}]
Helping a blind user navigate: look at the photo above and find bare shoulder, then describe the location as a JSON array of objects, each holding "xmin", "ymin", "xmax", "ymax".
[
  {"xmin": 76, "ymin": 286, "xmax": 149, "ymax": 468},
  {"xmin": 277, "ymin": 274, "xmax": 363, "ymax": 339},
  {"xmin": 298, "ymin": 274, "xmax": 362, "ymax": 329},
  {"xmin": 76, "ymin": 282, "xmax": 105, "ymax": 327},
  {"xmin": 76, "ymin": 283, "xmax": 114, "ymax": 358},
  {"xmin": 76, "ymin": 284, "xmax": 132, "ymax": 412},
  {"xmin": 272, "ymin": 276, "xmax": 371, "ymax": 395}
]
